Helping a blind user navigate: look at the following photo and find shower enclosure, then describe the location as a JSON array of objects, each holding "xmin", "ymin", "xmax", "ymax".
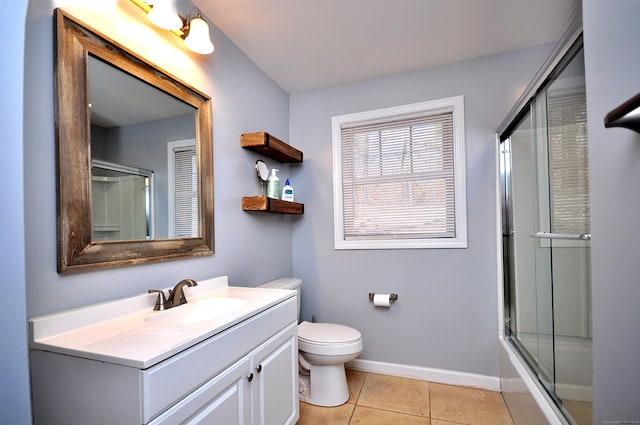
[{"xmin": 499, "ymin": 37, "xmax": 592, "ymax": 425}]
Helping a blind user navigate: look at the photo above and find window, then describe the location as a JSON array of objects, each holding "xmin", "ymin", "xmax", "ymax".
[
  {"xmin": 168, "ymin": 139, "xmax": 198, "ymax": 238},
  {"xmin": 332, "ymin": 96, "xmax": 467, "ymax": 249}
]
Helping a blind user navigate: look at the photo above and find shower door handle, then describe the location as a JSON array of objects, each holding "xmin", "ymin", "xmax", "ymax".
[{"xmin": 529, "ymin": 232, "xmax": 591, "ymax": 241}]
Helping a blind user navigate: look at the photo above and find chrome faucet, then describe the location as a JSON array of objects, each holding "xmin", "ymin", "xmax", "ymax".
[
  {"xmin": 148, "ymin": 279, "xmax": 198, "ymax": 311},
  {"xmin": 167, "ymin": 279, "xmax": 198, "ymax": 307}
]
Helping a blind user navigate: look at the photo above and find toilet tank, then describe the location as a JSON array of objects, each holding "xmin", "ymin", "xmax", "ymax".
[{"xmin": 258, "ymin": 278, "xmax": 302, "ymax": 321}]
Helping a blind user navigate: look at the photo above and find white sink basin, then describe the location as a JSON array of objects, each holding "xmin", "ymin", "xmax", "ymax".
[
  {"xmin": 146, "ymin": 297, "xmax": 248, "ymax": 325},
  {"xmin": 29, "ymin": 277, "xmax": 296, "ymax": 368}
]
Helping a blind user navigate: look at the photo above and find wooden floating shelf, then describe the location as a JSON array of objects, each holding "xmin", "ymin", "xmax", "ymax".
[
  {"xmin": 241, "ymin": 132, "xmax": 303, "ymax": 163},
  {"xmin": 242, "ymin": 196, "xmax": 304, "ymax": 214}
]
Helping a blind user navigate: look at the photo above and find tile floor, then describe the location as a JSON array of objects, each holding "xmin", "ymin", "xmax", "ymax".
[{"xmin": 297, "ymin": 370, "xmax": 514, "ymax": 425}]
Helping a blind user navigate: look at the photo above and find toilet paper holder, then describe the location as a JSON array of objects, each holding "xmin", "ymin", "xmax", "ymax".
[{"xmin": 368, "ymin": 292, "xmax": 398, "ymax": 302}]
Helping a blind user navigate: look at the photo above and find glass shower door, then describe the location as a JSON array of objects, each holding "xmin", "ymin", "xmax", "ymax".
[
  {"xmin": 502, "ymin": 105, "xmax": 556, "ymax": 397},
  {"xmin": 536, "ymin": 47, "xmax": 592, "ymax": 423},
  {"xmin": 501, "ymin": 41, "xmax": 592, "ymax": 425},
  {"xmin": 530, "ymin": 92, "xmax": 557, "ymax": 398}
]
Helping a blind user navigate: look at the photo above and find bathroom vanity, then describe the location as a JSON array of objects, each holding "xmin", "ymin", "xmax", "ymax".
[{"xmin": 29, "ymin": 277, "xmax": 299, "ymax": 425}]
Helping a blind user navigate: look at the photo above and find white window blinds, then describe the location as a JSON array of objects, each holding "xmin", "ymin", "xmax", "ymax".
[
  {"xmin": 332, "ymin": 97, "xmax": 467, "ymax": 249},
  {"xmin": 174, "ymin": 147, "xmax": 198, "ymax": 238},
  {"xmin": 341, "ymin": 113, "xmax": 455, "ymax": 239}
]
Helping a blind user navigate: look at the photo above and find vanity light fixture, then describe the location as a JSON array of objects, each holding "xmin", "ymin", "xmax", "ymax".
[
  {"xmin": 130, "ymin": 0, "xmax": 214, "ymax": 55},
  {"xmin": 147, "ymin": 0, "xmax": 183, "ymax": 30},
  {"xmin": 183, "ymin": 12, "xmax": 214, "ymax": 55}
]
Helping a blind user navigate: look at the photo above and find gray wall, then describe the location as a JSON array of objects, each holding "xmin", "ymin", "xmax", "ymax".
[
  {"xmin": 289, "ymin": 45, "xmax": 553, "ymax": 377},
  {"xmin": 0, "ymin": 0, "xmax": 33, "ymax": 423},
  {"xmin": 24, "ymin": 0, "xmax": 292, "ymax": 317},
  {"xmin": 583, "ymin": 0, "xmax": 640, "ymax": 422}
]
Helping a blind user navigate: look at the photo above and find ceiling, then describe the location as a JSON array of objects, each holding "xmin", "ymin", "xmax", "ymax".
[
  {"xmin": 193, "ymin": 0, "xmax": 577, "ymax": 94},
  {"xmin": 89, "ymin": 56, "xmax": 194, "ymax": 128}
]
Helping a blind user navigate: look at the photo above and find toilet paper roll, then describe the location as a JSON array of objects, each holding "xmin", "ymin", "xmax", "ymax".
[{"xmin": 373, "ymin": 293, "xmax": 392, "ymax": 307}]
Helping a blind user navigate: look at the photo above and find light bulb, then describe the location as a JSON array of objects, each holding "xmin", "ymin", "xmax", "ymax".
[
  {"xmin": 148, "ymin": 0, "xmax": 183, "ymax": 31},
  {"xmin": 184, "ymin": 16, "xmax": 214, "ymax": 55}
]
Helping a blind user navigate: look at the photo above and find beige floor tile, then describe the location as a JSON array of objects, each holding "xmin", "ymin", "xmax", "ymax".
[
  {"xmin": 430, "ymin": 383, "xmax": 513, "ymax": 425},
  {"xmin": 297, "ymin": 401, "xmax": 355, "ymax": 425},
  {"xmin": 431, "ymin": 420, "xmax": 466, "ymax": 425},
  {"xmin": 350, "ymin": 406, "xmax": 431, "ymax": 425},
  {"xmin": 346, "ymin": 369, "xmax": 367, "ymax": 404},
  {"xmin": 357, "ymin": 373, "xmax": 430, "ymax": 417}
]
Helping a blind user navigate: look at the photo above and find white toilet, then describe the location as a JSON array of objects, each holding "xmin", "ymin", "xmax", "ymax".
[{"xmin": 259, "ymin": 278, "xmax": 363, "ymax": 407}]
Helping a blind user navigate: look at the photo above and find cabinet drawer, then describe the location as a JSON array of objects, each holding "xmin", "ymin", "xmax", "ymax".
[{"xmin": 141, "ymin": 297, "xmax": 296, "ymax": 423}]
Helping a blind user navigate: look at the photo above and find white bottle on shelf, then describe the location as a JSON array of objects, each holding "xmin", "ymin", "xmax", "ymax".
[
  {"xmin": 266, "ymin": 169, "xmax": 280, "ymax": 198},
  {"xmin": 281, "ymin": 179, "xmax": 294, "ymax": 202}
]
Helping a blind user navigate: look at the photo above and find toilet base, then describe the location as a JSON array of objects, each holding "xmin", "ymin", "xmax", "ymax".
[{"xmin": 298, "ymin": 364, "xmax": 349, "ymax": 407}]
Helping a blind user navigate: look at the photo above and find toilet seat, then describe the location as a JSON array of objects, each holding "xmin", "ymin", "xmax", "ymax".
[{"xmin": 298, "ymin": 321, "xmax": 363, "ymax": 356}]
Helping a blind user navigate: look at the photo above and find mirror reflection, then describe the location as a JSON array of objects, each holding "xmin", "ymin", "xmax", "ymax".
[
  {"xmin": 88, "ymin": 55, "xmax": 198, "ymax": 241},
  {"xmin": 91, "ymin": 159, "xmax": 154, "ymax": 241}
]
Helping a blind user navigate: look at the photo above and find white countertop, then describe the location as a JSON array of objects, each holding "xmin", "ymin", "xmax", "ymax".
[{"xmin": 29, "ymin": 276, "xmax": 295, "ymax": 369}]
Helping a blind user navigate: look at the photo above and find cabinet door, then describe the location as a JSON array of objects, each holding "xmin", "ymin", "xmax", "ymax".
[
  {"xmin": 150, "ymin": 357, "xmax": 252, "ymax": 425},
  {"xmin": 251, "ymin": 322, "xmax": 299, "ymax": 425}
]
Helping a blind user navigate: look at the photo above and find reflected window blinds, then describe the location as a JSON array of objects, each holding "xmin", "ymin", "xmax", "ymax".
[
  {"xmin": 547, "ymin": 88, "xmax": 590, "ymax": 234},
  {"xmin": 174, "ymin": 147, "xmax": 198, "ymax": 237}
]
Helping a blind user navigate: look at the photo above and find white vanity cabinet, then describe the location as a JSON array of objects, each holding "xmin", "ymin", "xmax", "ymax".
[
  {"xmin": 151, "ymin": 322, "xmax": 298, "ymax": 425},
  {"xmin": 251, "ymin": 322, "xmax": 298, "ymax": 425},
  {"xmin": 30, "ymin": 283, "xmax": 299, "ymax": 425},
  {"xmin": 153, "ymin": 354, "xmax": 252, "ymax": 424}
]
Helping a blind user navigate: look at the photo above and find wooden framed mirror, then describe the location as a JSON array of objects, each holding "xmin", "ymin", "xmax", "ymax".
[{"xmin": 55, "ymin": 9, "xmax": 214, "ymax": 273}]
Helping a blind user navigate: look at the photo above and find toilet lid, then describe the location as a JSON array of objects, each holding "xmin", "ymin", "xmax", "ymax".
[{"xmin": 298, "ymin": 321, "xmax": 361, "ymax": 344}]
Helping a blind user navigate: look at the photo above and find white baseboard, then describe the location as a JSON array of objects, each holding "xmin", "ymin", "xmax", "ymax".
[{"xmin": 346, "ymin": 359, "xmax": 501, "ymax": 391}]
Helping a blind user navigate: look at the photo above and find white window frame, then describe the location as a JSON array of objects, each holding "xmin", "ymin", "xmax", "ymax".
[{"xmin": 332, "ymin": 96, "xmax": 467, "ymax": 249}]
